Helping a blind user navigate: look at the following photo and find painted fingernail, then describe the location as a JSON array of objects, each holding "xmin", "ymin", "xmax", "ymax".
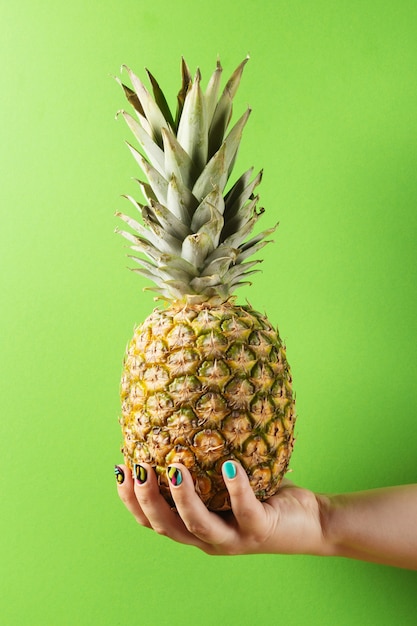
[
  {"xmin": 167, "ymin": 466, "xmax": 182, "ymax": 486},
  {"xmin": 134, "ymin": 464, "xmax": 147, "ymax": 485},
  {"xmin": 115, "ymin": 465, "xmax": 125, "ymax": 485},
  {"xmin": 223, "ymin": 460, "xmax": 237, "ymax": 480}
]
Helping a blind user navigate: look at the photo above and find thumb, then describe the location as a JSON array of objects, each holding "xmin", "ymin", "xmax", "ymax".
[{"xmin": 222, "ymin": 461, "xmax": 266, "ymax": 530}]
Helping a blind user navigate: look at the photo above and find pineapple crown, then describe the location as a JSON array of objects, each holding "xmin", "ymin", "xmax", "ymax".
[{"xmin": 115, "ymin": 57, "xmax": 277, "ymax": 304}]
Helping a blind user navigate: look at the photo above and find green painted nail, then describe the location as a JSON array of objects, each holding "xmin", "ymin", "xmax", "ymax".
[
  {"xmin": 223, "ymin": 461, "xmax": 237, "ymax": 480},
  {"xmin": 134, "ymin": 464, "xmax": 147, "ymax": 485}
]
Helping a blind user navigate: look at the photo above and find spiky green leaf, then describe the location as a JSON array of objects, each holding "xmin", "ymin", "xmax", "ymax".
[
  {"xmin": 182, "ymin": 232, "xmax": 214, "ymax": 268},
  {"xmin": 126, "ymin": 143, "xmax": 168, "ymax": 204},
  {"xmin": 192, "ymin": 108, "xmax": 251, "ymax": 200},
  {"xmin": 122, "ymin": 65, "xmax": 168, "ymax": 146},
  {"xmin": 147, "ymin": 199, "xmax": 192, "ymax": 240},
  {"xmin": 162, "ymin": 127, "xmax": 197, "ymax": 189},
  {"xmin": 205, "ymin": 59, "xmax": 223, "ymax": 126},
  {"xmin": 208, "ymin": 56, "xmax": 249, "ymax": 157},
  {"xmin": 166, "ymin": 174, "xmax": 197, "ymax": 224},
  {"xmin": 146, "ymin": 68, "xmax": 175, "ymax": 130},
  {"xmin": 224, "ymin": 169, "xmax": 263, "ymax": 219},
  {"xmin": 175, "ymin": 57, "xmax": 192, "ymax": 128},
  {"xmin": 119, "ymin": 111, "xmax": 165, "ymax": 176},
  {"xmin": 177, "ymin": 69, "xmax": 208, "ymax": 171}
]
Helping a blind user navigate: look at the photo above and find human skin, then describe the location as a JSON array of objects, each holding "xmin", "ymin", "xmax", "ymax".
[{"xmin": 115, "ymin": 460, "xmax": 417, "ymax": 570}]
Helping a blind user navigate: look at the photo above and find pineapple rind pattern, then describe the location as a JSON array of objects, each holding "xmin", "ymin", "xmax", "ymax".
[{"xmin": 120, "ymin": 302, "xmax": 295, "ymax": 511}]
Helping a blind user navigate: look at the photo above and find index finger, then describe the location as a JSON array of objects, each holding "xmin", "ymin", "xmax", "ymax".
[{"xmin": 168, "ymin": 464, "xmax": 238, "ymax": 551}]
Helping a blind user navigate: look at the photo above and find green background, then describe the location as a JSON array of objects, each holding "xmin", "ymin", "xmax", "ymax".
[{"xmin": 1, "ymin": 0, "xmax": 416, "ymax": 624}]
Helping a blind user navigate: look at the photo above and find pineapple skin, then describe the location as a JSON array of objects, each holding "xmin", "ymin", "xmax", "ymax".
[{"xmin": 120, "ymin": 300, "xmax": 295, "ymax": 511}]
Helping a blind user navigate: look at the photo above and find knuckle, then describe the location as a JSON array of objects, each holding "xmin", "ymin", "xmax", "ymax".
[
  {"xmin": 136, "ymin": 517, "xmax": 152, "ymax": 529},
  {"xmin": 235, "ymin": 500, "xmax": 255, "ymax": 520},
  {"xmin": 151, "ymin": 523, "xmax": 169, "ymax": 537},
  {"xmin": 119, "ymin": 491, "xmax": 135, "ymax": 506},
  {"xmin": 221, "ymin": 543, "xmax": 240, "ymax": 556},
  {"xmin": 228, "ymin": 484, "xmax": 249, "ymax": 502},
  {"xmin": 135, "ymin": 490, "xmax": 155, "ymax": 508},
  {"xmin": 216, "ymin": 534, "xmax": 242, "ymax": 555},
  {"xmin": 251, "ymin": 529, "xmax": 268, "ymax": 545},
  {"xmin": 185, "ymin": 520, "xmax": 212, "ymax": 540}
]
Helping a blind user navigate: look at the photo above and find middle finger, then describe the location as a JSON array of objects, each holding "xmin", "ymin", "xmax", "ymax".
[{"xmin": 133, "ymin": 462, "xmax": 209, "ymax": 549}]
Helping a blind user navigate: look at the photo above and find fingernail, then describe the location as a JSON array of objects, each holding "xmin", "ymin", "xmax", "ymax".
[
  {"xmin": 223, "ymin": 460, "xmax": 237, "ymax": 480},
  {"xmin": 115, "ymin": 465, "xmax": 125, "ymax": 485},
  {"xmin": 134, "ymin": 464, "xmax": 147, "ymax": 485},
  {"xmin": 167, "ymin": 466, "xmax": 182, "ymax": 486}
]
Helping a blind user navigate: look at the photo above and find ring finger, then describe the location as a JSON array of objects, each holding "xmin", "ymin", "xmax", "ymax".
[{"xmin": 132, "ymin": 463, "xmax": 209, "ymax": 549}]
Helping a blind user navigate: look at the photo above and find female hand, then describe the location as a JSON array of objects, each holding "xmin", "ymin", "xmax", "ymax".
[{"xmin": 114, "ymin": 460, "xmax": 329, "ymax": 557}]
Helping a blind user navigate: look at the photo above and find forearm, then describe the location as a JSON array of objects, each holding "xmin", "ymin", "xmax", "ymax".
[{"xmin": 319, "ymin": 484, "xmax": 417, "ymax": 569}]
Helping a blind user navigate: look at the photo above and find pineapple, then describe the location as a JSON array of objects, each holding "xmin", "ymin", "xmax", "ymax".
[{"xmin": 116, "ymin": 57, "xmax": 296, "ymax": 511}]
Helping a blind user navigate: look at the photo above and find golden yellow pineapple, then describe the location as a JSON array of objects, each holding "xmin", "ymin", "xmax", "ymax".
[{"xmin": 116, "ymin": 57, "xmax": 296, "ymax": 511}]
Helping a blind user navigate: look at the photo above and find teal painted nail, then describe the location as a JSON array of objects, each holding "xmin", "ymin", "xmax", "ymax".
[{"xmin": 223, "ymin": 461, "xmax": 237, "ymax": 480}]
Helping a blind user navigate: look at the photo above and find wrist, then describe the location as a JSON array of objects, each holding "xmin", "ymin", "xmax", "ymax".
[
  {"xmin": 316, "ymin": 493, "xmax": 362, "ymax": 560},
  {"xmin": 315, "ymin": 493, "xmax": 341, "ymax": 557}
]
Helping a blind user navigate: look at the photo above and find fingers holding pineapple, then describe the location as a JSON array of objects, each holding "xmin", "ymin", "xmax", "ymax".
[
  {"xmin": 115, "ymin": 460, "xmax": 318, "ymax": 556},
  {"xmin": 166, "ymin": 460, "xmax": 279, "ymax": 556},
  {"xmin": 114, "ymin": 464, "xmax": 151, "ymax": 528},
  {"xmin": 114, "ymin": 459, "xmax": 279, "ymax": 554},
  {"xmin": 115, "ymin": 462, "xmax": 219, "ymax": 550},
  {"xmin": 131, "ymin": 462, "xmax": 200, "ymax": 544},
  {"xmin": 166, "ymin": 461, "xmax": 321, "ymax": 556},
  {"xmin": 114, "ymin": 460, "xmax": 263, "ymax": 554}
]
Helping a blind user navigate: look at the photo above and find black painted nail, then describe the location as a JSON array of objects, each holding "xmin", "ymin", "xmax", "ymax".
[
  {"xmin": 134, "ymin": 464, "xmax": 147, "ymax": 485},
  {"xmin": 114, "ymin": 465, "xmax": 125, "ymax": 485}
]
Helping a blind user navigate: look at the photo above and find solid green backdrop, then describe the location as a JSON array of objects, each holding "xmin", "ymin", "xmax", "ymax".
[{"xmin": 1, "ymin": 0, "xmax": 416, "ymax": 624}]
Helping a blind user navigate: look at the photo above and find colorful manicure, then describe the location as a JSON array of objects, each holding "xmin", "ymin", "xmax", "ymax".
[
  {"xmin": 134, "ymin": 464, "xmax": 147, "ymax": 485},
  {"xmin": 223, "ymin": 460, "xmax": 237, "ymax": 480},
  {"xmin": 167, "ymin": 466, "xmax": 182, "ymax": 486},
  {"xmin": 114, "ymin": 465, "xmax": 125, "ymax": 485}
]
